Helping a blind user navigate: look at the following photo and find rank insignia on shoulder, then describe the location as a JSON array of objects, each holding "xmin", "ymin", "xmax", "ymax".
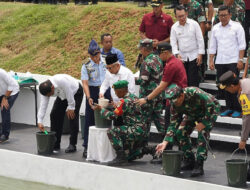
[{"xmin": 114, "ymin": 99, "xmax": 125, "ymax": 116}]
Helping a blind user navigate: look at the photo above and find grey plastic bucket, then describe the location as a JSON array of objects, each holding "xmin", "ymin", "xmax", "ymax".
[
  {"xmin": 162, "ymin": 150, "xmax": 183, "ymax": 176},
  {"xmin": 94, "ymin": 110, "xmax": 112, "ymax": 128},
  {"xmin": 36, "ymin": 131, "xmax": 56, "ymax": 155},
  {"xmin": 226, "ymin": 148, "xmax": 248, "ymax": 187}
]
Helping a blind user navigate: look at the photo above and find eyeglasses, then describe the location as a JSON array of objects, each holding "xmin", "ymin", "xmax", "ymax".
[{"xmin": 219, "ymin": 14, "xmax": 229, "ymax": 18}]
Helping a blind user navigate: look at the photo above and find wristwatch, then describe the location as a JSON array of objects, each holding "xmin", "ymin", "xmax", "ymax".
[
  {"xmin": 207, "ymin": 21, "xmax": 212, "ymax": 25},
  {"xmin": 239, "ymin": 58, "xmax": 243, "ymax": 62}
]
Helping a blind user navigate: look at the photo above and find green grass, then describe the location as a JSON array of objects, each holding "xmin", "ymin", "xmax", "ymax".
[{"xmin": 0, "ymin": 2, "xmax": 175, "ymax": 78}]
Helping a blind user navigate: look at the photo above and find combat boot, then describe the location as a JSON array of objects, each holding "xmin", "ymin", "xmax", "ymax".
[
  {"xmin": 191, "ymin": 160, "xmax": 204, "ymax": 177},
  {"xmin": 107, "ymin": 150, "xmax": 128, "ymax": 166},
  {"xmin": 181, "ymin": 155, "xmax": 195, "ymax": 170}
]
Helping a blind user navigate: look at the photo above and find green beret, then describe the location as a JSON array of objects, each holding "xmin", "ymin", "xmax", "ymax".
[
  {"xmin": 138, "ymin": 39, "xmax": 153, "ymax": 48},
  {"xmin": 165, "ymin": 84, "xmax": 183, "ymax": 102},
  {"xmin": 113, "ymin": 80, "xmax": 129, "ymax": 90}
]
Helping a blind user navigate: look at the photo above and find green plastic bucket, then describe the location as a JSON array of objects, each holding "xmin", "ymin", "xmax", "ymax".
[
  {"xmin": 94, "ymin": 110, "xmax": 112, "ymax": 128},
  {"xmin": 162, "ymin": 150, "xmax": 183, "ymax": 176},
  {"xmin": 226, "ymin": 148, "xmax": 248, "ymax": 187},
  {"xmin": 80, "ymin": 114, "xmax": 85, "ymax": 139},
  {"xmin": 36, "ymin": 131, "xmax": 56, "ymax": 155}
]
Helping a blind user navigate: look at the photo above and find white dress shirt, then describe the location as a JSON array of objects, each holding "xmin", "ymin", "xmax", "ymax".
[
  {"xmin": 0, "ymin": 68, "xmax": 19, "ymax": 96},
  {"xmin": 100, "ymin": 65, "xmax": 135, "ymax": 103},
  {"xmin": 170, "ymin": 18, "xmax": 205, "ymax": 62},
  {"xmin": 38, "ymin": 74, "xmax": 80, "ymax": 124},
  {"xmin": 209, "ymin": 20, "xmax": 246, "ymax": 64}
]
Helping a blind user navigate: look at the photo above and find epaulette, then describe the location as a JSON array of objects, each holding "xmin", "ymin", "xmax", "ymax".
[{"xmin": 82, "ymin": 59, "xmax": 91, "ymax": 65}]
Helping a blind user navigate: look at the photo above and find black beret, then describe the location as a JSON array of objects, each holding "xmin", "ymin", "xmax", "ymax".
[{"xmin": 106, "ymin": 54, "xmax": 118, "ymax": 65}]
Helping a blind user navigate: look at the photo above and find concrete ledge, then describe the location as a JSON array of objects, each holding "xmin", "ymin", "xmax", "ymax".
[{"xmin": 0, "ymin": 149, "xmax": 242, "ymax": 190}]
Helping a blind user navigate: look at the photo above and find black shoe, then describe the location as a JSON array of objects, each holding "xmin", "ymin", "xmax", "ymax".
[
  {"xmin": 191, "ymin": 160, "xmax": 204, "ymax": 177},
  {"xmin": 65, "ymin": 144, "xmax": 77, "ymax": 153},
  {"xmin": 82, "ymin": 148, "xmax": 87, "ymax": 158},
  {"xmin": 181, "ymin": 156, "xmax": 195, "ymax": 170},
  {"xmin": 107, "ymin": 151, "xmax": 128, "ymax": 166},
  {"xmin": 0, "ymin": 135, "xmax": 9, "ymax": 143},
  {"xmin": 150, "ymin": 154, "xmax": 162, "ymax": 164}
]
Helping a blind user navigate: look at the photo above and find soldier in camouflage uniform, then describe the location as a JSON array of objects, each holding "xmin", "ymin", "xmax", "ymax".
[
  {"xmin": 180, "ymin": 0, "xmax": 206, "ymax": 34},
  {"xmin": 135, "ymin": 39, "xmax": 165, "ymax": 136},
  {"xmin": 156, "ymin": 84, "xmax": 220, "ymax": 177},
  {"xmin": 213, "ymin": 0, "xmax": 245, "ymax": 25},
  {"xmin": 95, "ymin": 80, "xmax": 149, "ymax": 166}
]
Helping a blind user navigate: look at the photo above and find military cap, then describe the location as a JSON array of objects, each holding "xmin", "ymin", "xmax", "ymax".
[
  {"xmin": 138, "ymin": 39, "xmax": 153, "ymax": 48},
  {"xmin": 88, "ymin": 39, "xmax": 100, "ymax": 56},
  {"xmin": 151, "ymin": 0, "xmax": 162, "ymax": 7},
  {"xmin": 113, "ymin": 80, "xmax": 129, "ymax": 90},
  {"xmin": 106, "ymin": 54, "xmax": 118, "ymax": 65},
  {"xmin": 219, "ymin": 71, "xmax": 239, "ymax": 89},
  {"xmin": 157, "ymin": 42, "xmax": 172, "ymax": 54},
  {"xmin": 165, "ymin": 84, "xmax": 183, "ymax": 103}
]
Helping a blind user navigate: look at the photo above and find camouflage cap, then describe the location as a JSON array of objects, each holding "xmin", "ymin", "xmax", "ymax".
[
  {"xmin": 218, "ymin": 71, "xmax": 239, "ymax": 90},
  {"xmin": 138, "ymin": 39, "xmax": 153, "ymax": 48},
  {"xmin": 165, "ymin": 84, "xmax": 183, "ymax": 102},
  {"xmin": 113, "ymin": 80, "xmax": 129, "ymax": 90},
  {"xmin": 151, "ymin": 0, "xmax": 162, "ymax": 7}
]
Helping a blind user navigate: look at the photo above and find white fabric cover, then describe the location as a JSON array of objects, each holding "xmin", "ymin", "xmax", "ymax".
[{"xmin": 87, "ymin": 126, "xmax": 116, "ymax": 163}]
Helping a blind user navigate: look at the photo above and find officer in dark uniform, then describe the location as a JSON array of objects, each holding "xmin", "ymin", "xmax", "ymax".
[{"xmin": 81, "ymin": 39, "xmax": 110, "ymax": 158}]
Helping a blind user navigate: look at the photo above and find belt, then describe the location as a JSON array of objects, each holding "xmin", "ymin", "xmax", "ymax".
[{"xmin": 89, "ymin": 86, "xmax": 100, "ymax": 88}]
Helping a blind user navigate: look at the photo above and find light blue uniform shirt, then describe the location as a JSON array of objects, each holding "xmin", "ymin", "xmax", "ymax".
[
  {"xmin": 81, "ymin": 58, "xmax": 106, "ymax": 86},
  {"xmin": 101, "ymin": 47, "xmax": 126, "ymax": 66}
]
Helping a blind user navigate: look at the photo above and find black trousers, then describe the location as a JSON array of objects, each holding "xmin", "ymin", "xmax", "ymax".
[
  {"xmin": 215, "ymin": 63, "xmax": 241, "ymax": 112},
  {"xmin": 184, "ymin": 59, "xmax": 199, "ymax": 87},
  {"xmin": 50, "ymin": 84, "xmax": 83, "ymax": 148}
]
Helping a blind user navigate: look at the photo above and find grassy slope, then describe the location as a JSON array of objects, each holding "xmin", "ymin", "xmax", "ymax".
[{"xmin": 0, "ymin": 2, "xmax": 174, "ymax": 78}]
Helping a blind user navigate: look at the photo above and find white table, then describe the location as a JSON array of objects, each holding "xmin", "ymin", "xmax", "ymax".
[{"xmin": 87, "ymin": 126, "xmax": 116, "ymax": 163}]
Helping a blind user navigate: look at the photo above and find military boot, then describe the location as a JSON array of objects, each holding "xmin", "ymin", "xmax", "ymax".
[
  {"xmin": 191, "ymin": 160, "xmax": 204, "ymax": 177},
  {"xmin": 181, "ymin": 154, "xmax": 195, "ymax": 170},
  {"xmin": 107, "ymin": 150, "xmax": 128, "ymax": 166}
]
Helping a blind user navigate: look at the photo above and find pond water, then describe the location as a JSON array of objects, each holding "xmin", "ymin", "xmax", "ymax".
[{"xmin": 0, "ymin": 176, "xmax": 78, "ymax": 190}]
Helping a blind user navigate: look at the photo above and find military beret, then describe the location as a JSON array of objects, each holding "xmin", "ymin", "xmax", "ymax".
[
  {"xmin": 219, "ymin": 71, "xmax": 239, "ymax": 89},
  {"xmin": 165, "ymin": 84, "xmax": 183, "ymax": 102},
  {"xmin": 113, "ymin": 80, "xmax": 129, "ymax": 90},
  {"xmin": 138, "ymin": 39, "xmax": 153, "ymax": 48},
  {"xmin": 88, "ymin": 39, "xmax": 100, "ymax": 56},
  {"xmin": 106, "ymin": 54, "xmax": 118, "ymax": 65},
  {"xmin": 151, "ymin": 0, "xmax": 162, "ymax": 7},
  {"xmin": 157, "ymin": 42, "xmax": 172, "ymax": 54}
]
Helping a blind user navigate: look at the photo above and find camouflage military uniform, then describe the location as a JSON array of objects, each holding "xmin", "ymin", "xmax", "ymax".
[
  {"xmin": 135, "ymin": 53, "xmax": 165, "ymax": 135},
  {"xmin": 183, "ymin": 0, "xmax": 206, "ymax": 23},
  {"xmin": 164, "ymin": 87, "xmax": 220, "ymax": 161},
  {"xmin": 213, "ymin": 0, "xmax": 245, "ymax": 25},
  {"xmin": 101, "ymin": 93, "xmax": 148, "ymax": 161}
]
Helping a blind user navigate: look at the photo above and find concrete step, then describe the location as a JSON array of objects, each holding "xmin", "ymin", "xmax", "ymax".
[{"xmin": 150, "ymin": 124, "xmax": 249, "ymax": 145}]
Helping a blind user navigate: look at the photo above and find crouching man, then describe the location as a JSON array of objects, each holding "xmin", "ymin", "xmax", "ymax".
[
  {"xmin": 94, "ymin": 80, "xmax": 152, "ymax": 166},
  {"xmin": 156, "ymin": 84, "xmax": 220, "ymax": 177},
  {"xmin": 37, "ymin": 74, "xmax": 83, "ymax": 153}
]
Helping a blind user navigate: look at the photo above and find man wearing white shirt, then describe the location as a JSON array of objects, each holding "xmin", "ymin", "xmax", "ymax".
[
  {"xmin": 0, "ymin": 68, "xmax": 19, "ymax": 143},
  {"xmin": 209, "ymin": 5, "xmax": 246, "ymax": 118},
  {"xmin": 37, "ymin": 74, "xmax": 83, "ymax": 153},
  {"xmin": 99, "ymin": 54, "xmax": 135, "ymax": 126},
  {"xmin": 170, "ymin": 5, "xmax": 205, "ymax": 87},
  {"xmin": 99, "ymin": 54, "xmax": 135, "ymax": 104}
]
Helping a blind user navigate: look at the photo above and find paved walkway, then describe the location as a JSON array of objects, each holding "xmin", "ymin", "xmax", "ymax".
[{"xmin": 0, "ymin": 123, "xmax": 250, "ymax": 189}]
